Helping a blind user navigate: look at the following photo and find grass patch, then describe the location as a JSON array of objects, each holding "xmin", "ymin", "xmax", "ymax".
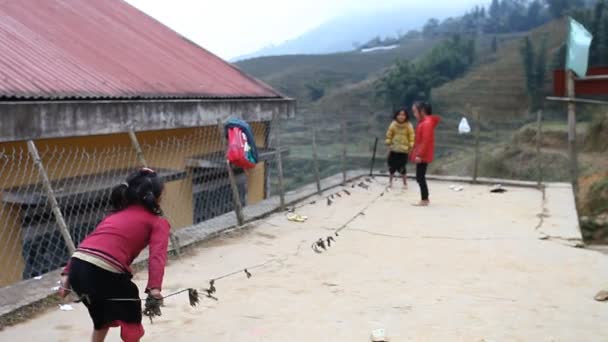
[{"xmin": 588, "ymin": 176, "xmax": 608, "ymax": 216}]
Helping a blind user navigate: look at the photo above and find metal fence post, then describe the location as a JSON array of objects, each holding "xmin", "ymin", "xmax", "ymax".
[
  {"xmin": 472, "ymin": 108, "xmax": 481, "ymax": 183},
  {"xmin": 370, "ymin": 137, "xmax": 379, "ymax": 177},
  {"xmin": 127, "ymin": 128, "xmax": 181, "ymax": 257},
  {"xmin": 27, "ymin": 140, "xmax": 76, "ymax": 254},
  {"xmin": 128, "ymin": 128, "xmax": 148, "ymax": 167},
  {"xmin": 312, "ymin": 128, "xmax": 322, "ymax": 195},
  {"xmin": 272, "ymin": 113, "xmax": 286, "ymax": 210},
  {"xmin": 340, "ymin": 115, "xmax": 347, "ymax": 185},
  {"xmin": 536, "ymin": 110, "xmax": 543, "ymax": 188},
  {"xmin": 217, "ymin": 119, "xmax": 245, "ymax": 226}
]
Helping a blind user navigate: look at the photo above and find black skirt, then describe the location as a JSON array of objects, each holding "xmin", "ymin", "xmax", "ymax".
[
  {"xmin": 68, "ymin": 258, "xmax": 142, "ymax": 329},
  {"xmin": 387, "ymin": 151, "xmax": 408, "ymax": 175}
]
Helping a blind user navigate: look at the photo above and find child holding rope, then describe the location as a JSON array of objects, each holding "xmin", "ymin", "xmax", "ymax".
[
  {"xmin": 385, "ymin": 108, "xmax": 415, "ymax": 188},
  {"xmin": 59, "ymin": 168, "xmax": 170, "ymax": 342}
]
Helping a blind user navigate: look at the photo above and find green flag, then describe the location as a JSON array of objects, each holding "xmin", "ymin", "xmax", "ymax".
[{"xmin": 566, "ymin": 18, "xmax": 593, "ymax": 77}]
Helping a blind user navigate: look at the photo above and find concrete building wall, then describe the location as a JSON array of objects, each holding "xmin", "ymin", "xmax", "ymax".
[{"xmin": 0, "ymin": 99, "xmax": 294, "ymax": 143}]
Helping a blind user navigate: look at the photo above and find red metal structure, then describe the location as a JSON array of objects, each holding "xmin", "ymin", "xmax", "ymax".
[
  {"xmin": 0, "ymin": 0, "xmax": 280, "ymax": 100},
  {"xmin": 554, "ymin": 67, "xmax": 608, "ymax": 96}
]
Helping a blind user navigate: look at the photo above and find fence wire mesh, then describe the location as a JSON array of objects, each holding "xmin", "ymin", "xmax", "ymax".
[{"xmin": 0, "ymin": 119, "xmax": 287, "ymax": 291}]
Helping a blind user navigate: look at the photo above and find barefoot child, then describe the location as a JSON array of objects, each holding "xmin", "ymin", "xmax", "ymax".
[
  {"xmin": 411, "ymin": 101, "xmax": 441, "ymax": 206},
  {"xmin": 60, "ymin": 168, "xmax": 171, "ymax": 342},
  {"xmin": 385, "ymin": 108, "xmax": 415, "ymax": 188}
]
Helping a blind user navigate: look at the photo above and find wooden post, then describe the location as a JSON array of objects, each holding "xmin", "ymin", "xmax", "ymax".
[
  {"xmin": 472, "ymin": 108, "xmax": 481, "ymax": 183},
  {"xmin": 128, "ymin": 128, "xmax": 148, "ymax": 167},
  {"xmin": 311, "ymin": 128, "xmax": 322, "ymax": 194},
  {"xmin": 535, "ymin": 110, "xmax": 543, "ymax": 188},
  {"xmin": 217, "ymin": 119, "xmax": 245, "ymax": 226},
  {"xmin": 566, "ymin": 70, "xmax": 579, "ymax": 193},
  {"xmin": 128, "ymin": 128, "xmax": 181, "ymax": 257},
  {"xmin": 272, "ymin": 113, "xmax": 286, "ymax": 210},
  {"xmin": 340, "ymin": 116, "xmax": 347, "ymax": 185},
  {"xmin": 27, "ymin": 140, "xmax": 76, "ymax": 254},
  {"xmin": 370, "ymin": 137, "xmax": 379, "ymax": 177}
]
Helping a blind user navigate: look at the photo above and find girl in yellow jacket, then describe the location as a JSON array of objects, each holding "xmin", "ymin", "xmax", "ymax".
[{"xmin": 385, "ymin": 108, "xmax": 415, "ymax": 188}]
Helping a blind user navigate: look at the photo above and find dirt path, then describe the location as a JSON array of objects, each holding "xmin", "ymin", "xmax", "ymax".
[{"xmin": 1, "ymin": 179, "xmax": 606, "ymax": 341}]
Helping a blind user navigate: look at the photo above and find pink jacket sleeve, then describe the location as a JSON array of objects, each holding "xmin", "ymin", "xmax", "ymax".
[
  {"xmin": 61, "ymin": 259, "xmax": 71, "ymax": 276},
  {"xmin": 146, "ymin": 217, "xmax": 171, "ymax": 291}
]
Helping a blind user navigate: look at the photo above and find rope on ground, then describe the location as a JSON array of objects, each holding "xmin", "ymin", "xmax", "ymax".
[
  {"xmin": 63, "ymin": 259, "xmax": 279, "ymax": 324},
  {"xmin": 63, "ymin": 177, "xmax": 380, "ymax": 323},
  {"xmin": 311, "ymin": 177, "xmax": 387, "ymax": 254},
  {"xmin": 285, "ymin": 177, "xmax": 367, "ymax": 212}
]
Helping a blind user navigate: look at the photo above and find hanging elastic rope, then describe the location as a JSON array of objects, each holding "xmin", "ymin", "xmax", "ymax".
[
  {"xmin": 62, "ymin": 177, "xmax": 379, "ymax": 323},
  {"xmin": 311, "ymin": 178, "xmax": 385, "ymax": 254}
]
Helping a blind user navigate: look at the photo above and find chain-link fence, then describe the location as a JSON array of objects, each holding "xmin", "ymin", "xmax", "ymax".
[
  {"xmin": 1, "ymin": 101, "xmax": 603, "ymax": 312},
  {"xmin": 0, "ymin": 121, "xmax": 264, "ymax": 289},
  {"xmin": 0, "ymin": 114, "xmax": 370, "ymax": 297}
]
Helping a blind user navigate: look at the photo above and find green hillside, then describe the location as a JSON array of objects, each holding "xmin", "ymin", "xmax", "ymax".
[{"xmin": 236, "ymin": 39, "xmax": 439, "ymax": 109}]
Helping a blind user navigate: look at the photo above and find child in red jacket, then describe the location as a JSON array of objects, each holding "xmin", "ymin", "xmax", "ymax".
[
  {"xmin": 411, "ymin": 101, "xmax": 441, "ymax": 206},
  {"xmin": 60, "ymin": 168, "xmax": 170, "ymax": 342}
]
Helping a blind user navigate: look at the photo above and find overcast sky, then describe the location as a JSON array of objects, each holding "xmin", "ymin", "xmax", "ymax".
[{"xmin": 126, "ymin": 0, "xmax": 483, "ymax": 60}]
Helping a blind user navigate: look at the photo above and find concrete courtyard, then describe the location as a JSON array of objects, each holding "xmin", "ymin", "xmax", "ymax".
[{"xmin": 1, "ymin": 178, "xmax": 606, "ymax": 341}]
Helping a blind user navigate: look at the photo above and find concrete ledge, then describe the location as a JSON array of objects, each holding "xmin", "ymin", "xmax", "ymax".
[
  {"xmin": 375, "ymin": 172, "xmax": 557, "ymax": 189},
  {"xmin": 540, "ymin": 183, "xmax": 583, "ymax": 244}
]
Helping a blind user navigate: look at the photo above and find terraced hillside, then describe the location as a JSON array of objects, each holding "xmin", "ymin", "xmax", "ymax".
[{"xmin": 432, "ymin": 19, "xmax": 568, "ymax": 123}]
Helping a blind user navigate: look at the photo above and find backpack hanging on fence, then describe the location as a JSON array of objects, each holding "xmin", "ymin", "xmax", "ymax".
[{"xmin": 225, "ymin": 118, "xmax": 258, "ymax": 169}]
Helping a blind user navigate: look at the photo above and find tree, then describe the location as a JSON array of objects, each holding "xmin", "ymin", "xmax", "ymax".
[
  {"xmin": 490, "ymin": 0, "xmax": 501, "ymax": 19},
  {"xmin": 551, "ymin": 43, "xmax": 567, "ymax": 69},
  {"xmin": 487, "ymin": 0, "xmax": 501, "ymax": 32},
  {"xmin": 527, "ymin": 1, "xmax": 543, "ymax": 29},
  {"xmin": 598, "ymin": 11, "xmax": 608, "ymax": 65},
  {"xmin": 546, "ymin": 0, "xmax": 585, "ymax": 18},
  {"xmin": 520, "ymin": 36, "xmax": 548, "ymax": 111},
  {"xmin": 306, "ymin": 81, "xmax": 325, "ymax": 101},
  {"xmin": 375, "ymin": 60, "xmax": 419, "ymax": 111},
  {"xmin": 590, "ymin": 0, "xmax": 606, "ymax": 65},
  {"xmin": 376, "ymin": 36, "xmax": 477, "ymax": 110},
  {"xmin": 521, "ymin": 37, "xmax": 536, "ymax": 99},
  {"xmin": 534, "ymin": 36, "xmax": 548, "ymax": 110},
  {"xmin": 423, "ymin": 18, "xmax": 440, "ymax": 38}
]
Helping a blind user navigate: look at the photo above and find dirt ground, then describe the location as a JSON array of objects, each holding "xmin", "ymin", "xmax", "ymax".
[{"xmin": 1, "ymin": 179, "xmax": 607, "ymax": 341}]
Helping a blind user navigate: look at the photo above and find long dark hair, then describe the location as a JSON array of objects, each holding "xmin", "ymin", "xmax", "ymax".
[
  {"xmin": 393, "ymin": 108, "xmax": 410, "ymax": 122},
  {"xmin": 413, "ymin": 101, "xmax": 432, "ymax": 115},
  {"xmin": 110, "ymin": 168, "xmax": 164, "ymax": 215}
]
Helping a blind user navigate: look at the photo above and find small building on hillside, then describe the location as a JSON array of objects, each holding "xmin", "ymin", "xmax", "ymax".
[{"xmin": 0, "ymin": 0, "xmax": 294, "ymax": 286}]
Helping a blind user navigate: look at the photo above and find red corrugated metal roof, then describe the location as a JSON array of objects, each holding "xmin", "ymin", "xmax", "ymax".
[{"xmin": 0, "ymin": 0, "xmax": 282, "ymax": 100}]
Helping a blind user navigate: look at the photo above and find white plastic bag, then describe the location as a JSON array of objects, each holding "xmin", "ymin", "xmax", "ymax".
[{"xmin": 458, "ymin": 117, "xmax": 471, "ymax": 134}]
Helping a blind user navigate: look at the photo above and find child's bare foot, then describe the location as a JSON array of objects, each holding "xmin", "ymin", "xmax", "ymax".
[{"xmin": 412, "ymin": 200, "xmax": 430, "ymax": 207}]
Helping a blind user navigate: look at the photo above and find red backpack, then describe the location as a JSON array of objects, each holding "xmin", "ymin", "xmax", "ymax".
[{"xmin": 226, "ymin": 127, "xmax": 256, "ymax": 169}]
